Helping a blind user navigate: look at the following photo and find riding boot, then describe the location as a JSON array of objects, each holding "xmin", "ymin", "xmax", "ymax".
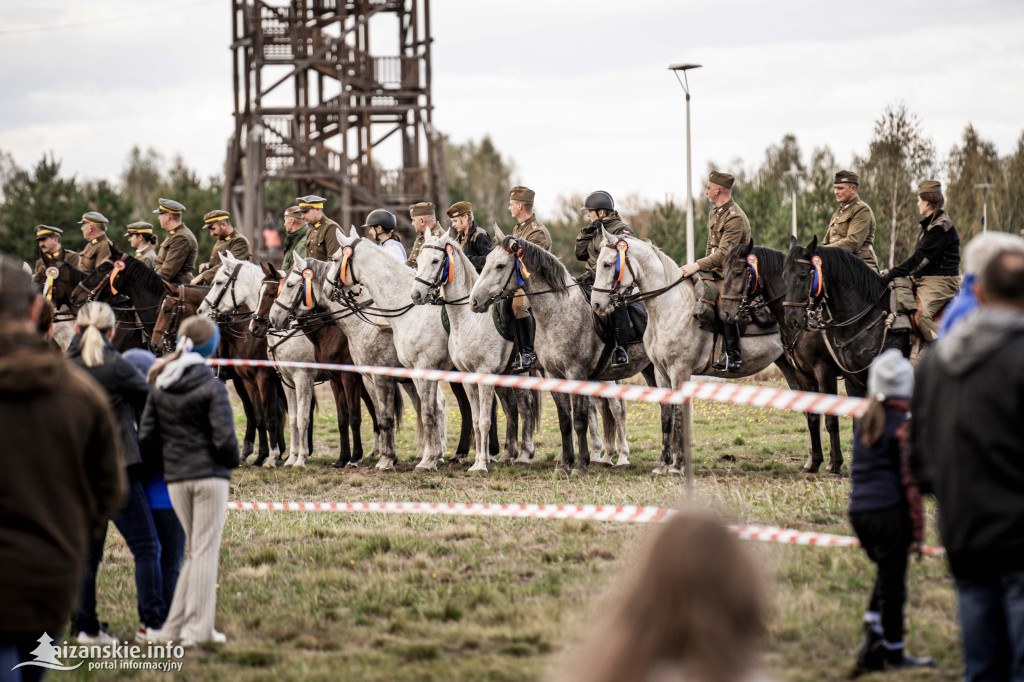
[
  {"xmin": 712, "ymin": 322, "xmax": 743, "ymax": 372},
  {"xmin": 883, "ymin": 646, "xmax": 936, "ymax": 670},
  {"xmin": 611, "ymin": 305, "xmax": 631, "ymax": 368},
  {"xmin": 510, "ymin": 315, "xmax": 537, "ymax": 372},
  {"xmin": 854, "ymin": 625, "xmax": 884, "ymax": 672}
]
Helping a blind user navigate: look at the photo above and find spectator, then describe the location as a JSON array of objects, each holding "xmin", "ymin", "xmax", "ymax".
[
  {"xmin": 140, "ymin": 316, "xmax": 239, "ymax": 646},
  {"xmin": 911, "ymin": 248, "xmax": 1024, "ymax": 681},
  {"xmin": 123, "ymin": 348, "xmax": 185, "ymax": 630},
  {"xmin": 938, "ymin": 231, "xmax": 1024, "ymax": 337},
  {"xmin": 848, "ymin": 349, "xmax": 934, "ymax": 672},
  {"xmin": 67, "ymin": 302, "xmax": 166, "ymax": 644},
  {"xmin": 281, "ymin": 205, "xmax": 308, "ymax": 272},
  {"xmin": 263, "ymin": 211, "xmax": 282, "ymax": 255},
  {"xmin": 0, "ymin": 254, "xmax": 124, "ymax": 675},
  {"xmin": 549, "ymin": 510, "xmax": 767, "ymax": 682}
]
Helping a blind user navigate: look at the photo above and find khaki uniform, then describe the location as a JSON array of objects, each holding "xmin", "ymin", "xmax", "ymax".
[
  {"xmin": 511, "ymin": 215, "xmax": 552, "ymax": 317},
  {"xmin": 696, "ymin": 199, "xmax": 751, "ymax": 280},
  {"xmin": 304, "ymin": 217, "xmax": 345, "ymax": 262},
  {"xmin": 35, "ymin": 249, "xmax": 80, "ymax": 280},
  {"xmin": 200, "ymin": 233, "xmax": 252, "ymax": 284},
  {"xmin": 78, "ymin": 237, "xmax": 114, "ymax": 274},
  {"xmin": 405, "ymin": 223, "xmax": 447, "ymax": 269},
  {"xmin": 822, "ymin": 198, "xmax": 879, "ymax": 271},
  {"xmin": 155, "ymin": 225, "xmax": 199, "ymax": 284},
  {"xmin": 576, "ymin": 214, "xmax": 632, "ymax": 275},
  {"xmin": 134, "ymin": 245, "xmax": 157, "ymax": 270}
]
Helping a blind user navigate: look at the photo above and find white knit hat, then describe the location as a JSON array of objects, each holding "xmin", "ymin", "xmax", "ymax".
[{"xmin": 867, "ymin": 348, "xmax": 914, "ymax": 400}]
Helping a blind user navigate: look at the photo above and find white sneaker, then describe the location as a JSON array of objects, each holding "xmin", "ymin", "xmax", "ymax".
[
  {"xmin": 136, "ymin": 625, "xmax": 166, "ymax": 643},
  {"xmin": 77, "ymin": 630, "xmax": 117, "ymax": 646},
  {"xmin": 211, "ymin": 629, "xmax": 227, "ymax": 644}
]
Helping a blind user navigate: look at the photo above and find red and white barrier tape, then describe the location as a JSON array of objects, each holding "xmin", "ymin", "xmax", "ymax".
[
  {"xmin": 225, "ymin": 501, "xmax": 943, "ymax": 555},
  {"xmin": 207, "ymin": 358, "xmax": 869, "ymax": 418}
]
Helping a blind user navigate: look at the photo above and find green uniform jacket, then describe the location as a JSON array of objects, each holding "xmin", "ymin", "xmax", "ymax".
[
  {"xmin": 697, "ymin": 199, "xmax": 751, "ymax": 279},
  {"xmin": 405, "ymin": 223, "xmax": 447, "ymax": 269},
  {"xmin": 35, "ymin": 249, "xmax": 80, "ymax": 280},
  {"xmin": 134, "ymin": 245, "xmax": 157, "ymax": 270},
  {"xmin": 155, "ymin": 225, "xmax": 199, "ymax": 284},
  {"xmin": 78, "ymin": 237, "xmax": 114, "ymax": 274},
  {"xmin": 304, "ymin": 217, "xmax": 346, "ymax": 262},
  {"xmin": 822, "ymin": 198, "xmax": 879, "ymax": 271},
  {"xmin": 576, "ymin": 213, "xmax": 633, "ymax": 275},
  {"xmin": 513, "ymin": 215, "xmax": 552, "ymax": 251},
  {"xmin": 282, "ymin": 224, "xmax": 309, "ymax": 272},
  {"xmin": 200, "ymin": 233, "xmax": 252, "ymax": 284}
]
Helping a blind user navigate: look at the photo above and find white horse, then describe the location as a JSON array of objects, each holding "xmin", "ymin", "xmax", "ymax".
[
  {"xmin": 589, "ymin": 232, "xmax": 784, "ymax": 474},
  {"xmin": 409, "ymin": 232, "xmax": 538, "ymax": 472},
  {"xmin": 197, "ymin": 252, "xmax": 319, "ymax": 468},
  {"xmin": 321, "ymin": 231, "xmax": 455, "ymax": 470}
]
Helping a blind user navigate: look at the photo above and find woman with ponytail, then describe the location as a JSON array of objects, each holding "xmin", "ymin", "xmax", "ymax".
[
  {"xmin": 67, "ymin": 302, "xmax": 167, "ymax": 645},
  {"xmin": 139, "ymin": 316, "xmax": 238, "ymax": 646},
  {"xmin": 848, "ymin": 349, "xmax": 933, "ymax": 673}
]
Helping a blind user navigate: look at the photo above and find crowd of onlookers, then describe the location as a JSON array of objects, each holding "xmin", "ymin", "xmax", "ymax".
[{"xmin": 1, "ymin": 228, "xmax": 1023, "ymax": 680}]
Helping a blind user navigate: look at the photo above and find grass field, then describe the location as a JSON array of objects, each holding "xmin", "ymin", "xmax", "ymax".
[{"xmin": 68, "ymin": 379, "xmax": 962, "ymax": 681}]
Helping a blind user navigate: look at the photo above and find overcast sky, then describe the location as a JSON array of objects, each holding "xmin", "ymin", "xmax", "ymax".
[{"xmin": 1, "ymin": 0, "xmax": 1022, "ymax": 214}]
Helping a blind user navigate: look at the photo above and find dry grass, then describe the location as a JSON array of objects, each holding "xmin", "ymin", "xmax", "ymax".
[{"xmin": 68, "ymin": 381, "xmax": 960, "ymax": 681}]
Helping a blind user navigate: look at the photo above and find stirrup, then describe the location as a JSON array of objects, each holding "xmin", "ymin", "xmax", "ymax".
[
  {"xmin": 712, "ymin": 355, "xmax": 742, "ymax": 372},
  {"xmin": 511, "ymin": 350, "xmax": 536, "ymax": 372},
  {"xmin": 611, "ymin": 346, "xmax": 629, "ymax": 368}
]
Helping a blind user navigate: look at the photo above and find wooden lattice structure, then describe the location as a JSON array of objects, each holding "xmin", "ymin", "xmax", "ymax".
[{"xmin": 225, "ymin": 0, "xmax": 447, "ymax": 247}]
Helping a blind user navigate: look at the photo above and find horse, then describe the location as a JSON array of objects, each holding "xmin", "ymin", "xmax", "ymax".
[
  {"xmin": 70, "ymin": 247, "xmax": 167, "ymax": 344},
  {"xmin": 409, "ymin": 232, "xmax": 540, "ymax": 473},
  {"xmin": 469, "ymin": 227, "xmax": 656, "ymax": 474},
  {"xmin": 719, "ymin": 239, "xmax": 848, "ymax": 474},
  {"xmin": 252, "ymin": 261, "xmax": 379, "ymax": 468},
  {"xmin": 589, "ymin": 232, "xmax": 785, "ymax": 474},
  {"xmin": 782, "ymin": 236, "xmax": 910, "ymax": 388}
]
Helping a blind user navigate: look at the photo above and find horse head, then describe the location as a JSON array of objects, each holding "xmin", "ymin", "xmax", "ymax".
[
  {"xmin": 197, "ymin": 251, "xmax": 259, "ymax": 319},
  {"xmin": 410, "ymin": 231, "xmax": 461, "ymax": 305},
  {"xmin": 250, "ymin": 262, "xmax": 283, "ymax": 338},
  {"xmin": 151, "ymin": 281, "xmax": 187, "ymax": 354},
  {"xmin": 782, "ymin": 235, "xmax": 820, "ymax": 330},
  {"xmin": 70, "ymin": 259, "xmax": 115, "ymax": 308},
  {"xmin": 719, "ymin": 239, "xmax": 756, "ymax": 324},
  {"xmin": 469, "ymin": 227, "xmax": 521, "ymax": 313},
  {"xmin": 591, "ymin": 229, "xmax": 640, "ymax": 316},
  {"xmin": 271, "ymin": 253, "xmax": 320, "ymax": 330}
]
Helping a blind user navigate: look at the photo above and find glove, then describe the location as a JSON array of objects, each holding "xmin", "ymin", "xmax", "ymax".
[
  {"xmin": 880, "ymin": 269, "xmax": 895, "ymax": 285},
  {"xmin": 582, "ymin": 219, "xmax": 603, "ymax": 235}
]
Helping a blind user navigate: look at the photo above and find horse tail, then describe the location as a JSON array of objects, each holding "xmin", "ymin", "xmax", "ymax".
[
  {"xmin": 531, "ymin": 386, "xmax": 543, "ymax": 435},
  {"xmin": 393, "ymin": 381, "xmax": 405, "ymax": 431}
]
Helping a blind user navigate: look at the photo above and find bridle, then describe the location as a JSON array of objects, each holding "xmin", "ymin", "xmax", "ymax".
[
  {"xmin": 720, "ymin": 252, "xmax": 782, "ymax": 319},
  {"xmin": 323, "ymin": 241, "xmax": 416, "ymax": 323},
  {"xmin": 413, "ymin": 243, "xmax": 469, "ymax": 306},
  {"xmin": 151, "ymin": 284, "xmax": 192, "ymax": 355},
  {"xmin": 202, "ymin": 263, "xmax": 248, "ymax": 322},
  {"xmin": 590, "ymin": 238, "xmax": 687, "ymax": 306}
]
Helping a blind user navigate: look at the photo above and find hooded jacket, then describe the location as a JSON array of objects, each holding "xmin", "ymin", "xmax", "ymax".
[
  {"xmin": 138, "ymin": 358, "xmax": 239, "ymax": 483},
  {"xmin": 910, "ymin": 307, "xmax": 1024, "ymax": 579},
  {"xmin": 0, "ymin": 326, "xmax": 125, "ymax": 635}
]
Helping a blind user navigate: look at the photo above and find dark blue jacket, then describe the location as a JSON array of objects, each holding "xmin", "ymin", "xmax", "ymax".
[{"xmin": 849, "ymin": 407, "xmax": 909, "ymax": 514}]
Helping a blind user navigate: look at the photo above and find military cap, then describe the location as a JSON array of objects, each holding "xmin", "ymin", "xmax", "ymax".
[
  {"xmin": 709, "ymin": 171, "xmax": 735, "ymax": 190},
  {"xmin": 78, "ymin": 211, "xmax": 110, "ymax": 227},
  {"xmin": 203, "ymin": 210, "xmax": 231, "ymax": 225},
  {"xmin": 296, "ymin": 195, "xmax": 327, "ymax": 210},
  {"xmin": 833, "ymin": 170, "xmax": 859, "ymax": 186},
  {"xmin": 509, "ymin": 186, "xmax": 535, "ymax": 203},
  {"xmin": 409, "ymin": 202, "xmax": 435, "ymax": 218},
  {"xmin": 34, "ymin": 225, "xmax": 64, "ymax": 241},
  {"xmin": 153, "ymin": 198, "xmax": 186, "ymax": 214},
  {"xmin": 124, "ymin": 221, "xmax": 155, "ymax": 237},
  {"xmin": 0, "ymin": 253, "xmax": 35, "ymax": 315},
  {"xmin": 284, "ymin": 205, "xmax": 303, "ymax": 219},
  {"xmin": 916, "ymin": 180, "xmax": 942, "ymax": 195},
  {"xmin": 446, "ymin": 201, "xmax": 473, "ymax": 219}
]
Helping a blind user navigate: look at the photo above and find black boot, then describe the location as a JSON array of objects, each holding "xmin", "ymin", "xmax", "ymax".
[
  {"xmin": 612, "ymin": 345, "xmax": 629, "ymax": 367},
  {"xmin": 712, "ymin": 323, "xmax": 743, "ymax": 372},
  {"xmin": 510, "ymin": 315, "xmax": 537, "ymax": 372},
  {"xmin": 611, "ymin": 305, "xmax": 631, "ymax": 368},
  {"xmin": 883, "ymin": 646, "xmax": 936, "ymax": 670},
  {"xmin": 854, "ymin": 626, "xmax": 884, "ymax": 672}
]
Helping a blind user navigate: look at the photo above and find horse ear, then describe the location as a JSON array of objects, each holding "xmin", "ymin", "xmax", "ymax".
[
  {"xmin": 295, "ymin": 253, "xmax": 307, "ymax": 269},
  {"xmin": 602, "ymin": 228, "xmax": 618, "ymax": 248},
  {"xmin": 109, "ymin": 241, "xmax": 123, "ymax": 257},
  {"xmin": 162, "ymin": 280, "xmax": 177, "ymax": 293},
  {"xmin": 261, "ymin": 261, "xmax": 273, "ymax": 276},
  {"xmin": 747, "ymin": 238, "xmax": 755, "ymax": 250},
  {"xmin": 808, "ymin": 235, "xmax": 818, "ymax": 252},
  {"xmin": 335, "ymin": 227, "xmax": 346, "ymax": 245},
  {"xmin": 788, "ymin": 235, "xmax": 798, "ymax": 251},
  {"xmin": 447, "ymin": 226, "xmax": 459, "ymax": 241},
  {"xmin": 492, "ymin": 222, "xmax": 505, "ymax": 240}
]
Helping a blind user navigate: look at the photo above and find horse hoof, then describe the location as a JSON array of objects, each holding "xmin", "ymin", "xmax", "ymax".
[
  {"xmin": 496, "ymin": 454, "xmax": 513, "ymax": 464},
  {"xmin": 570, "ymin": 466, "xmax": 587, "ymax": 476},
  {"xmin": 332, "ymin": 461, "xmax": 347, "ymax": 469},
  {"xmin": 668, "ymin": 467, "xmax": 684, "ymax": 476},
  {"xmin": 415, "ymin": 461, "xmax": 438, "ymax": 472},
  {"xmin": 293, "ymin": 460, "xmax": 306, "ymax": 468},
  {"xmin": 651, "ymin": 465, "xmax": 668, "ymax": 475},
  {"xmin": 613, "ymin": 459, "xmax": 631, "ymax": 468},
  {"xmin": 593, "ymin": 458, "xmax": 612, "ymax": 468},
  {"xmin": 262, "ymin": 460, "xmax": 276, "ymax": 469},
  {"xmin": 514, "ymin": 455, "xmax": 533, "ymax": 465},
  {"xmin": 346, "ymin": 461, "xmax": 361, "ymax": 469},
  {"xmin": 375, "ymin": 458, "xmax": 395, "ymax": 471},
  {"xmin": 467, "ymin": 463, "xmax": 488, "ymax": 474}
]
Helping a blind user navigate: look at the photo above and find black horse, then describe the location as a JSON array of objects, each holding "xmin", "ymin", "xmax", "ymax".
[
  {"xmin": 782, "ymin": 236, "xmax": 911, "ymax": 394},
  {"xmin": 720, "ymin": 239, "xmax": 856, "ymax": 474}
]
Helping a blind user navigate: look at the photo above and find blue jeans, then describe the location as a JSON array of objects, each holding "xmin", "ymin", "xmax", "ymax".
[
  {"xmin": 150, "ymin": 508, "xmax": 185, "ymax": 609},
  {"xmin": 957, "ymin": 571, "xmax": 1024, "ymax": 682},
  {"xmin": 73, "ymin": 471, "xmax": 167, "ymax": 633}
]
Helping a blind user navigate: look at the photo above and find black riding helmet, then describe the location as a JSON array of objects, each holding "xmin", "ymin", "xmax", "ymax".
[
  {"xmin": 581, "ymin": 190, "xmax": 614, "ymax": 212},
  {"xmin": 362, "ymin": 209, "xmax": 397, "ymax": 232}
]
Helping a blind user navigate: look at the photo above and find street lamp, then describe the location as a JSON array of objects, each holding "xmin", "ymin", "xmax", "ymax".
[
  {"xmin": 783, "ymin": 164, "xmax": 803, "ymax": 239},
  {"xmin": 975, "ymin": 183, "xmax": 993, "ymax": 233},
  {"xmin": 669, "ymin": 63, "xmax": 702, "ymax": 265}
]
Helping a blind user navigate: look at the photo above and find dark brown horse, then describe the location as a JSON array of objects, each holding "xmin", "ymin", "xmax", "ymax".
[{"xmin": 251, "ymin": 263, "xmax": 380, "ymax": 468}]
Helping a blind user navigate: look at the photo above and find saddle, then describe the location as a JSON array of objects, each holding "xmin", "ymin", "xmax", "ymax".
[{"xmin": 576, "ymin": 278, "xmax": 648, "ymax": 347}]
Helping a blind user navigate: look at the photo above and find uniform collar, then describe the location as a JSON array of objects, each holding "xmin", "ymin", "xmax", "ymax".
[
  {"xmin": 714, "ymin": 199, "xmax": 735, "ymax": 214},
  {"xmin": 517, "ymin": 215, "xmax": 536, "ymax": 229},
  {"xmin": 314, "ymin": 220, "xmax": 322, "ymax": 228},
  {"xmin": 169, "ymin": 229, "xmax": 177, "ymax": 235},
  {"xmin": 89, "ymin": 238, "xmax": 99, "ymax": 245},
  {"xmin": 839, "ymin": 198, "xmax": 860, "ymax": 210}
]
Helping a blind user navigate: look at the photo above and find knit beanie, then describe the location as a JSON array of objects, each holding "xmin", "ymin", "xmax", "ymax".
[{"xmin": 867, "ymin": 348, "xmax": 914, "ymax": 400}]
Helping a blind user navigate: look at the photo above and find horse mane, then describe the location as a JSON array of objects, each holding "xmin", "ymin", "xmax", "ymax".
[
  {"xmin": 815, "ymin": 246, "xmax": 886, "ymax": 300},
  {"xmin": 503, "ymin": 236, "xmax": 568, "ymax": 293},
  {"xmin": 750, "ymin": 245, "xmax": 785, "ymax": 278},
  {"xmin": 642, "ymin": 239, "xmax": 685, "ymax": 282},
  {"xmin": 121, "ymin": 254, "xmax": 169, "ymax": 294},
  {"xmin": 63, "ymin": 262, "xmax": 89, "ymax": 286}
]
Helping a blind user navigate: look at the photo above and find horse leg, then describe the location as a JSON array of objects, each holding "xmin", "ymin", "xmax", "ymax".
[
  {"xmin": 359, "ymin": 381, "xmax": 378, "ymax": 462},
  {"xmin": 413, "ymin": 378, "xmax": 442, "ymax": 471},
  {"xmin": 670, "ymin": 369, "xmax": 693, "ymax": 476},
  {"xmin": 488, "ymin": 397, "xmax": 499, "ymax": 460},
  {"xmin": 495, "ymin": 387, "xmax": 518, "ymax": 464},
  {"xmin": 467, "ymin": 384, "xmax": 491, "ymax": 473},
  {"xmin": 571, "ymin": 393, "xmax": 591, "ymax": 475},
  {"xmin": 258, "ymin": 371, "xmax": 283, "ymax": 468},
  {"xmin": 591, "ymin": 398, "xmax": 614, "ymax": 466},
  {"xmin": 281, "ymin": 375, "xmax": 300, "ymax": 467},
  {"xmin": 586, "ymin": 397, "xmax": 604, "ymax": 462},
  {"xmin": 820, "ymin": 370, "xmax": 844, "ymax": 475},
  {"xmin": 343, "ymin": 374, "xmax": 364, "ymax": 466},
  {"xmin": 551, "ymin": 392, "xmax": 574, "ymax": 473},
  {"xmin": 436, "ymin": 385, "xmax": 448, "ymax": 462},
  {"xmin": 450, "ymin": 382, "xmax": 472, "ymax": 461},
  {"xmin": 373, "ymin": 377, "xmax": 398, "ymax": 470},
  {"xmin": 245, "ymin": 377, "xmax": 270, "ymax": 467},
  {"xmin": 774, "ymin": 356, "xmax": 825, "ymax": 474},
  {"xmin": 330, "ymin": 377, "xmax": 351, "ymax": 469},
  {"xmin": 606, "ymin": 396, "xmax": 630, "ymax": 467},
  {"xmin": 517, "ymin": 387, "xmax": 538, "ymax": 463},
  {"xmin": 232, "ymin": 375, "xmax": 257, "ymax": 462}
]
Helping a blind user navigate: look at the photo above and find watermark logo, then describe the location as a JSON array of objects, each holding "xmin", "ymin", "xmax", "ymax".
[{"xmin": 11, "ymin": 632, "xmax": 186, "ymax": 673}]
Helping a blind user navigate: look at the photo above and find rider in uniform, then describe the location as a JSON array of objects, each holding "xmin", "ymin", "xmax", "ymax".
[
  {"xmin": 192, "ymin": 210, "xmax": 252, "ymax": 285},
  {"xmin": 34, "ymin": 225, "xmax": 80, "ymax": 281},
  {"xmin": 679, "ymin": 171, "xmax": 751, "ymax": 371},
  {"xmin": 153, "ymin": 198, "xmax": 199, "ymax": 284},
  {"xmin": 575, "ymin": 190, "xmax": 633, "ymax": 367},
  {"xmin": 447, "ymin": 202, "xmax": 493, "ymax": 273},
  {"xmin": 77, "ymin": 212, "xmax": 115, "ymax": 274},
  {"xmin": 508, "ymin": 185, "xmax": 551, "ymax": 371},
  {"xmin": 406, "ymin": 202, "xmax": 446, "ymax": 269},
  {"xmin": 297, "ymin": 195, "xmax": 345, "ymax": 262},
  {"xmin": 125, "ymin": 223, "xmax": 158, "ymax": 269},
  {"xmin": 823, "ymin": 170, "xmax": 879, "ymax": 271}
]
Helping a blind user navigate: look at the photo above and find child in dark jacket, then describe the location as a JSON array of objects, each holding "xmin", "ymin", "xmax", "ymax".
[{"xmin": 848, "ymin": 349, "xmax": 934, "ymax": 672}]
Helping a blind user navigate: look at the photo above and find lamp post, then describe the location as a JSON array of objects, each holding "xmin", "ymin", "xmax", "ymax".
[
  {"xmin": 784, "ymin": 164, "xmax": 803, "ymax": 239},
  {"xmin": 669, "ymin": 63, "xmax": 702, "ymax": 265},
  {"xmin": 975, "ymin": 183, "xmax": 993, "ymax": 233}
]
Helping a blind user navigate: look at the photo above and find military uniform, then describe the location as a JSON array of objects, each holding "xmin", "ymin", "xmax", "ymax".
[
  {"xmin": 295, "ymin": 195, "xmax": 346, "ymax": 262},
  {"xmin": 576, "ymin": 213, "xmax": 632, "ymax": 276},
  {"xmin": 696, "ymin": 199, "xmax": 750, "ymax": 280},
  {"xmin": 134, "ymin": 246, "xmax": 157, "ymax": 269},
  {"xmin": 823, "ymin": 198, "xmax": 879, "ymax": 272},
  {"xmin": 33, "ymin": 225, "xmax": 80, "ymax": 279},
  {"xmin": 154, "ymin": 226, "xmax": 198, "ymax": 283},
  {"xmin": 406, "ymin": 224, "xmax": 446, "ymax": 269},
  {"xmin": 282, "ymin": 224, "xmax": 309, "ymax": 272},
  {"xmin": 201, "ymin": 234, "xmax": 251, "ymax": 284},
  {"xmin": 78, "ymin": 237, "xmax": 114, "ymax": 274},
  {"xmin": 125, "ymin": 222, "xmax": 158, "ymax": 269},
  {"xmin": 513, "ymin": 215, "xmax": 552, "ymax": 251}
]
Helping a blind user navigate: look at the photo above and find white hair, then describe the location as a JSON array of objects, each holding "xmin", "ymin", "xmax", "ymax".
[{"xmin": 964, "ymin": 231, "xmax": 1024, "ymax": 275}]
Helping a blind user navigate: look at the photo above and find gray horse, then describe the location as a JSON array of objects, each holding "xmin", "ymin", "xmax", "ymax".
[
  {"xmin": 410, "ymin": 232, "xmax": 538, "ymax": 472},
  {"xmin": 469, "ymin": 227, "xmax": 654, "ymax": 474},
  {"xmin": 589, "ymin": 232, "xmax": 784, "ymax": 475}
]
